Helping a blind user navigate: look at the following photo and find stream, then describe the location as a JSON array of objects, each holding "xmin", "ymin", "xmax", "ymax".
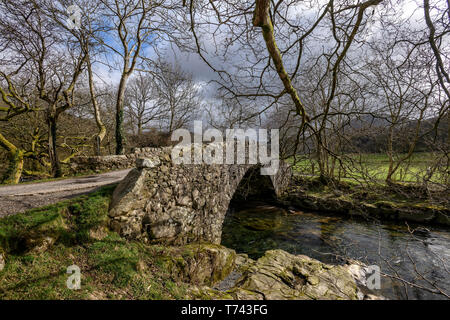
[{"xmin": 221, "ymin": 202, "xmax": 450, "ymax": 300}]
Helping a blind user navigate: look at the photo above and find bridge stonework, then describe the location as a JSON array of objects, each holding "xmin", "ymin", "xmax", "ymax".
[{"xmin": 108, "ymin": 146, "xmax": 292, "ymax": 245}]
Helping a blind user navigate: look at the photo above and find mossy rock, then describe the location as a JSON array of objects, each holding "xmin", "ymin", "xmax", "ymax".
[
  {"xmin": 242, "ymin": 217, "xmax": 282, "ymax": 231},
  {"xmin": 435, "ymin": 212, "xmax": 450, "ymax": 226},
  {"xmin": 413, "ymin": 202, "xmax": 447, "ymax": 211},
  {"xmin": 397, "ymin": 208, "xmax": 435, "ymax": 223},
  {"xmin": 187, "ymin": 285, "xmax": 235, "ymax": 300},
  {"xmin": 159, "ymin": 244, "xmax": 236, "ymax": 286},
  {"xmin": 230, "ymin": 249, "xmax": 363, "ymax": 300}
]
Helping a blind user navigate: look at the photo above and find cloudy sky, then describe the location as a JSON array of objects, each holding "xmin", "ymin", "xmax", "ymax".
[{"xmin": 89, "ymin": 0, "xmax": 448, "ymax": 126}]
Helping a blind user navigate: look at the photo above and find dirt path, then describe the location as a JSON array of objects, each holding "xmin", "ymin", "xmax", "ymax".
[{"xmin": 0, "ymin": 169, "xmax": 131, "ymax": 217}]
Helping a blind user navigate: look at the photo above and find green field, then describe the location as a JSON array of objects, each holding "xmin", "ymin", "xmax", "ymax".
[{"xmin": 288, "ymin": 152, "xmax": 448, "ymax": 185}]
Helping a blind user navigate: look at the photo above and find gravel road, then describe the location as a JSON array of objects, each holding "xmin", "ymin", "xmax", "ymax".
[{"xmin": 0, "ymin": 169, "xmax": 131, "ymax": 217}]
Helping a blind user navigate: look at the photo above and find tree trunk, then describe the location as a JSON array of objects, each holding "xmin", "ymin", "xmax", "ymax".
[
  {"xmin": 47, "ymin": 114, "xmax": 62, "ymax": 178},
  {"xmin": 386, "ymin": 126, "xmax": 395, "ymax": 184},
  {"xmin": 87, "ymin": 57, "xmax": 107, "ymax": 156},
  {"xmin": 115, "ymin": 74, "xmax": 129, "ymax": 155},
  {"xmin": 4, "ymin": 149, "xmax": 24, "ymax": 184},
  {"xmin": 253, "ymin": 0, "xmax": 309, "ymax": 126},
  {"xmin": 315, "ymin": 134, "xmax": 326, "ymax": 178},
  {"xmin": 137, "ymin": 120, "xmax": 142, "ymax": 136},
  {"xmin": 0, "ymin": 132, "xmax": 24, "ymax": 184}
]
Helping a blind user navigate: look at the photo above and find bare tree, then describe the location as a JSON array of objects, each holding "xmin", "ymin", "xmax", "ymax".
[
  {"xmin": 98, "ymin": 0, "xmax": 185, "ymax": 154},
  {"xmin": 0, "ymin": 0, "xmax": 88, "ymax": 177},
  {"xmin": 0, "ymin": 76, "xmax": 41, "ymax": 183},
  {"xmin": 39, "ymin": 0, "xmax": 109, "ymax": 157},
  {"xmin": 153, "ymin": 60, "xmax": 201, "ymax": 135},
  {"xmin": 124, "ymin": 72, "xmax": 163, "ymax": 135}
]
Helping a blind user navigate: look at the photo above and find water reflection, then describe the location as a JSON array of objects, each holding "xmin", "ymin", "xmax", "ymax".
[{"xmin": 221, "ymin": 202, "xmax": 450, "ymax": 300}]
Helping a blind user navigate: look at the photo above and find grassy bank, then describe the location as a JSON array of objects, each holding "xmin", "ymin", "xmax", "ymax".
[
  {"xmin": 0, "ymin": 186, "xmax": 191, "ymax": 299},
  {"xmin": 283, "ymin": 175, "xmax": 450, "ymax": 226}
]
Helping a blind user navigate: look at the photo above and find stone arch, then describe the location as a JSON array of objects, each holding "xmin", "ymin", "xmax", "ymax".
[
  {"xmin": 108, "ymin": 147, "xmax": 292, "ymax": 245},
  {"xmin": 230, "ymin": 165, "xmax": 278, "ymax": 202}
]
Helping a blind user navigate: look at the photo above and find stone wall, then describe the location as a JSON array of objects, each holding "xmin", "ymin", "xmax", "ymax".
[{"xmin": 70, "ymin": 147, "xmax": 169, "ymax": 174}]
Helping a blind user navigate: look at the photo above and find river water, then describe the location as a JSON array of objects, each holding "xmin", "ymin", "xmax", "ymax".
[{"xmin": 221, "ymin": 202, "xmax": 450, "ymax": 300}]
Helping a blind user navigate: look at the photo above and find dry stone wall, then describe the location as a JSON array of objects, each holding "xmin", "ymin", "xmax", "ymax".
[{"xmin": 70, "ymin": 148, "xmax": 167, "ymax": 174}]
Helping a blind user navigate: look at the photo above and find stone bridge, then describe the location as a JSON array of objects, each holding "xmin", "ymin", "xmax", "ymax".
[{"xmin": 108, "ymin": 145, "xmax": 292, "ymax": 245}]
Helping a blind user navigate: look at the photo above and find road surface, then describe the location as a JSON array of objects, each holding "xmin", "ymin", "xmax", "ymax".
[{"xmin": 0, "ymin": 169, "xmax": 131, "ymax": 217}]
